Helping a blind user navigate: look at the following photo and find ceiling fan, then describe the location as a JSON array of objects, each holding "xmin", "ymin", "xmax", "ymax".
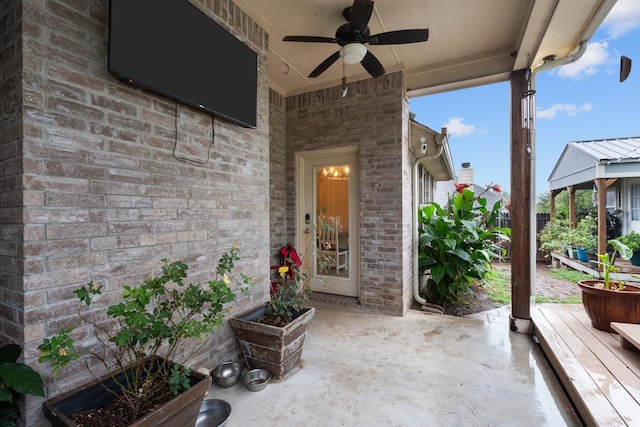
[{"xmin": 282, "ymin": 0, "xmax": 429, "ymax": 79}]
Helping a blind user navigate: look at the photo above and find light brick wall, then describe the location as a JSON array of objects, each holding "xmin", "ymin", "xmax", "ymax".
[
  {"xmin": 269, "ymin": 89, "xmax": 287, "ymax": 266},
  {"xmin": 1, "ymin": 1, "xmax": 270, "ymax": 425},
  {"xmin": 284, "ymin": 72, "xmax": 413, "ymax": 315},
  {"xmin": 0, "ymin": 0, "xmax": 25, "ymax": 349}
]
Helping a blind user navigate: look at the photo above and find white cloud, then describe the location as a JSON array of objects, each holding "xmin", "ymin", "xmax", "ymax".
[
  {"xmin": 537, "ymin": 103, "xmax": 593, "ymax": 119},
  {"xmin": 444, "ymin": 117, "xmax": 477, "ymax": 137},
  {"xmin": 557, "ymin": 41, "xmax": 611, "ymax": 80},
  {"xmin": 602, "ymin": 0, "xmax": 640, "ymax": 39}
]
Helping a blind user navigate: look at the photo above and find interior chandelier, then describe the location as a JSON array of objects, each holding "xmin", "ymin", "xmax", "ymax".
[{"xmin": 323, "ymin": 166, "xmax": 349, "ymax": 181}]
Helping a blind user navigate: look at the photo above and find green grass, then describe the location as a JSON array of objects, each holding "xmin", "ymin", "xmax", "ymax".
[
  {"xmin": 548, "ymin": 268, "xmax": 596, "ymax": 283},
  {"xmin": 483, "ymin": 269, "xmax": 511, "ymax": 304},
  {"xmin": 483, "ymin": 267, "xmax": 584, "ymax": 305}
]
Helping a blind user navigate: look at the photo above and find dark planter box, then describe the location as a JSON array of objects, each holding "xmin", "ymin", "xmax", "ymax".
[
  {"xmin": 42, "ymin": 356, "xmax": 211, "ymax": 427},
  {"xmin": 230, "ymin": 306, "xmax": 315, "ymax": 379}
]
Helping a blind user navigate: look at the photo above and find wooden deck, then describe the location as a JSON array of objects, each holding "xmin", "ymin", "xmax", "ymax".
[{"xmin": 532, "ymin": 304, "xmax": 640, "ymax": 426}]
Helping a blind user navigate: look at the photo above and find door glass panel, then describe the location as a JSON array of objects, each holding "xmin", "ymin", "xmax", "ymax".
[{"xmin": 315, "ymin": 165, "xmax": 350, "ymax": 278}]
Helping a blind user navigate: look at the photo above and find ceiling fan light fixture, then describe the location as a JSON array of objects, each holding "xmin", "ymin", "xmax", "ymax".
[{"xmin": 341, "ymin": 43, "xmax": 367, "ymax": 64}]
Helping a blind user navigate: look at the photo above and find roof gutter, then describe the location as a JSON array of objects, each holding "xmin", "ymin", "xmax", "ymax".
[
  {"xmin": 412, "ymin": 129, "xmax": 449, "ymax": 309},
  {"xmin": 527, "ymin": 40, "xmax": 589, "ymax": 302}
]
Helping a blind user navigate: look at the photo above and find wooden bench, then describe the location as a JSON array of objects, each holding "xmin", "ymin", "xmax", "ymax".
[{"xmin": 611, "ymin": 322, "xmax": 640, "ymax": 351}]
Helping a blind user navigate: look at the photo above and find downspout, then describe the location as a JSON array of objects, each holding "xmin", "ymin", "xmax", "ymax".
[
  {"xmin": 527, "ymin": 40, "xmax": 589, "ymax": 303},
  {"xmin": 412, "ymin": 130, "xmax": 447, "ymax": 311}
]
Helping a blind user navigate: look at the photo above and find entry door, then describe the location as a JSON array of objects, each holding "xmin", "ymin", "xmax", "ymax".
[{"xmin": 298, "ymin": 147, "xmax": 359, "ymax": 297}]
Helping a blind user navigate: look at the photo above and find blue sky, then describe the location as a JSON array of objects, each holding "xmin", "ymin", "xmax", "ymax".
[{"xmin": 410, "ymin": 0, "xmax": 640, "ymax": 199}]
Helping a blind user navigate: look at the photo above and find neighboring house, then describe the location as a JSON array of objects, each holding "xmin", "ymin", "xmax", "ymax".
[
  {"xmin": 548, "ymin": 137, "xmax": 640, "ymax": 252},
  {"xmin": 435, "ymin": 164, "xmax": 509, "ymax": 214},
  {"xmin": 0, "ymin": 0, "xmax": 615, "ymax": 424}
]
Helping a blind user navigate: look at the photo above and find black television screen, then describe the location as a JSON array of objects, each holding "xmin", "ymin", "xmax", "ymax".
[{"xmin": 108, "ymin": 0, "xmax": 257, "ymax": 129}]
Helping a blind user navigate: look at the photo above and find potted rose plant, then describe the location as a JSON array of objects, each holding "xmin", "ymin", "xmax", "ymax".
[
  {"xmin": 578, "ymin": 239, "xmax": 640, "ymax": 332},
  {"xmin": 230, "ymin": 220, "xmax": 330, "ymax": 379},
  {"xmin": 37, "ymin": 246, "xmax": 253, "ymax": 427}
]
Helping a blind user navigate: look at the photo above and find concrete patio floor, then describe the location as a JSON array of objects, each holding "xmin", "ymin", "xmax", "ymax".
[{"xmin": 207, "ymin": 303, "xmax": 583, "ymax": 426}]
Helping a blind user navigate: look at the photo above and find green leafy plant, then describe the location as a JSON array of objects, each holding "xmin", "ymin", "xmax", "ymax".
[
  {"xmin": 417, "ymin": 185, "xmax": 511, "ymax": 306},
  {"xmin": 37, "ymin": 246, "xmax": 253, "ymax": 422},
  {"xmin": 615, "ymin": 231, "xmax": 640, "ymax": 253},
  {"xmin": 538, "ymin": 218, "xmax": 569, "ymax": 253},
  {"xmin": 0, "ymin": 344, "xmax": 44, "ymax": 427},
  {"xmin": 572, "ymin": 215, "xmax": 597, "ymax": 250},
  {"xmin": 595, "ymin": 239, "xmax": 633, "ymax": 290}
]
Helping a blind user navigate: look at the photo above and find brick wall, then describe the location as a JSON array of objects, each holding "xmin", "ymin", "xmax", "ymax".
[
  {"xmin": 0, "ymin": 0, "xmax": 25, "ymax": 347},
  {"xmin": 1, "ymin": 1, "xmax": 270, "ymax": 425},
  {"xmin": 284, "ymin": 72, "xmax": 412, "ymax": 315},
  {"xmin": 269, "ymin": 89, "xmax": 287, "ymax": 266}
]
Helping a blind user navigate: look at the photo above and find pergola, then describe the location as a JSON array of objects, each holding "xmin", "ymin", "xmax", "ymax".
[{"xmin": 549, "ymin": 137, "xmax": 640, "ymax": 256}]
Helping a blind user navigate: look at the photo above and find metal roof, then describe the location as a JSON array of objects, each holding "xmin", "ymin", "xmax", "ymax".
[{"xmin": 548, "ymin": 137, "xmax": 640, "ymax": 191}]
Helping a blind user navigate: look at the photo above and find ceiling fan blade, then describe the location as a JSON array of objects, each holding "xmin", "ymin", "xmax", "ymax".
[
  {"xmin": 283, "ymin": 35, "xmax": 340, "ymax": 43},
  {"xmin": 349, "ymin": 0, "xmax": 374, "ymax": 33},
  {"xmin": 369, "ymin": 29, "xmax": 429, "ymax": 45},
  {"xmin": 309, "ymin": 51, "xmax": 341, "ymax": 78},
  {"xmin": 361, "ymin": 51, "xmax": 385, "ymax": 78}
]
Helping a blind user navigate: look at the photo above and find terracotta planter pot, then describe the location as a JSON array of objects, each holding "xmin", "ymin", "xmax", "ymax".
[
  {"xmin": 230, "ymin": 306, "xmax": 315, "ymax": 379},
  {"xmin": 577, "ymin": 280, "xmax": 640, "ymax": 332},
  {"xmin": 42, "ymin": 357, "xmax": 211, "ymax": 427}
]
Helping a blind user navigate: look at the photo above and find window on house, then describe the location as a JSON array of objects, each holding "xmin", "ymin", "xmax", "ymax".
[
  {"xmin": 631, "ymin": 184, "xmax": 640, "ymax": 220},
  {"xmin": 418, "ymin": 165, "xmax": 434, "ymax": 205}
]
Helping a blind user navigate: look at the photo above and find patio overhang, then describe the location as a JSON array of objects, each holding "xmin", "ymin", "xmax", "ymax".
[{"xmin": 235, "ymin": 0, "xmax": 617, "ymax": 98}]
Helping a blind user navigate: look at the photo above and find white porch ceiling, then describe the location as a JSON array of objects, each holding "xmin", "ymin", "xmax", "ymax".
[{"xmin": 234, "ymin": 0, "xmax": 616, "ymax": 97}]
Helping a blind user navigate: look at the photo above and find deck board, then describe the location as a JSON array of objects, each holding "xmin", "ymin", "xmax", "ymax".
[
  {"xmin": 532, "ymin": 305, "xmax": 640, "ymax": 427},
  {"xmin": 611, "ymin": 323, "xmax": 640, "ymax": 352}
]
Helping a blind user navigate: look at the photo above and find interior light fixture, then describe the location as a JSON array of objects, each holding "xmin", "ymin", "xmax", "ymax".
[
  {"xmin": 341, "ymin": 43, "xmax": 367, "ymax": 64},
  {"xmin": 323, "ymin": 166, "xmax": 350, "ymax": 181}
]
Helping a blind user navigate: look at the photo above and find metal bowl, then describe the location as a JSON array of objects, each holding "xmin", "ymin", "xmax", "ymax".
[
  {"xmin": 195, "ymin": 399, "xmax": 231, "ymax": 427},
  {"xmin": 212, "ymin": 361, "xmax": 243, "ymax": 387},
  {"xmin": 242, "ymin": 368, "xmax": 271, "ymax": 392}
]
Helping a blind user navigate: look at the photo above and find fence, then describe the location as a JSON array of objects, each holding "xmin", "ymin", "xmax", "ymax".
[{"xmin": 497, "ymin": 213, "xmax": 551, "ymax": 262}]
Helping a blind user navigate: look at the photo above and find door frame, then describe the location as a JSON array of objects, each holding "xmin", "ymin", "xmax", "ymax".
[{"xmin": 296, "ymin": 146, "xmax": 360, "ymax": 297}]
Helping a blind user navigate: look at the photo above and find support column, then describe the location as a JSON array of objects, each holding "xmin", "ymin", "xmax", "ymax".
[
  {"xmin": 568, "ymin": 185, "xmax": 576, "ymax": 228},
  {"xmin": 509, "ymin": 69, "xmax": 531, "ymax": 332},
  {"xmin": 550, "ymin": 190, "xmax": 558, "ymax": 220},
  {"xmin": 595, "ymin": 179, "xmax": 607, "ymax": 257}
]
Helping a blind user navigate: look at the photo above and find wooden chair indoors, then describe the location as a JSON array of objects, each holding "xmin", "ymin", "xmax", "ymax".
[{"xmin": 318, "ymin": 216, "xmax": 349, "ymax": 273}]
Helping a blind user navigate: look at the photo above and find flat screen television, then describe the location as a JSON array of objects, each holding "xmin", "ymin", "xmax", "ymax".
[{"xmin": 108, "ymin": 0, "xmax": 257, "ymax": 129}]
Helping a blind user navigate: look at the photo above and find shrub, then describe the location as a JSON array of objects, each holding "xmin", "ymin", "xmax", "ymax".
[{"xmin": 418, "ymin": 185, "xmax": 511, "ymax": 306}]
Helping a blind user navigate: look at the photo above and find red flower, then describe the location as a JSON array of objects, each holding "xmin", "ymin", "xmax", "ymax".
[
  {"xmin": 488, "ymin": 184, "xmax": 502, "ymax": 193},
  {"xmin": 454, "ymin": 183, "xmax": 471, "ymax": 193}
]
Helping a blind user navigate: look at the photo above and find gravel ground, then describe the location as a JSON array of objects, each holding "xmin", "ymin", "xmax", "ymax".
[{"xmin": 439, "ymin": 262, "xmax": 583, "ymax": 316}]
